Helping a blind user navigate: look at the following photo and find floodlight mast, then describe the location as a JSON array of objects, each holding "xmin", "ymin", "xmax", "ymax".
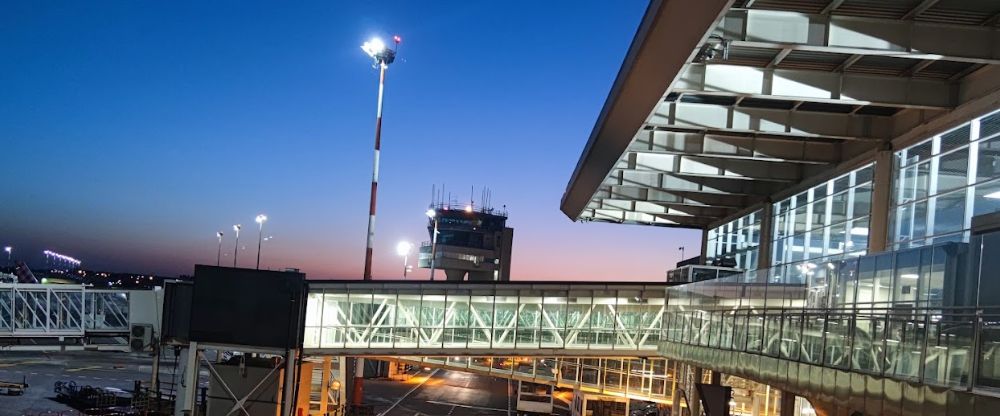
[
  {"xmin": 356, "ymin": 34, "xmax": 401, "ymax": 409},
  {"xmin": 360, "ymin": 35, "xmax": 400, "ymax": 281}
]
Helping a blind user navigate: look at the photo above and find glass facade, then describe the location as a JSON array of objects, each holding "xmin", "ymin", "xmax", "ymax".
[
  {"xmin": 892, "ymin": 110, "xmax": 1000, "ymax": 248},
  {"xmin": 705, "ymin": 210, "xmax": 761, "ymax": 270},
  {"xmin": 771, "ymin": 163, "xmax": 874, "ymax": 279}
]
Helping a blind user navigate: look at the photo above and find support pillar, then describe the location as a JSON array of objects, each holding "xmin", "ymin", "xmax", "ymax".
[
  {"xmin": 868, "ymin": 149, "xmax": 894, "ymax": 253},
  {"xmin": 281, "ymin": 349, "xmax": 298, "ymax": 416},
  {"xmin": 757, "ymin": 202, "xmax": 774, "ymax": 271},
  {"xmin": 700, "ymin": 228, "xmax": 710, "ymax": 265},
  {"xmin": 296, "ymin": 361, "xmax": 314, "ymax": 415},
  {"xmin": 176, "ymin": 342, "xmax": 198, "ymax": 416},
  {"xmin": 670, "ymin": 362, "xmax": 682, "ymax": 416},
  {"xmin": 778, "ymin": 391, "xmax": 796, "ymax": 416},
  {"xmin": 319, "ymin": 357, "xmax": 331, "ymax": 414}
]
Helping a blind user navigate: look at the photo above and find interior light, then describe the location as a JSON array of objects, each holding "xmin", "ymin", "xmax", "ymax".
[
  {"xmin": 900, "ymin": 273, "xmax": 919, "ymax": 279},
  {"xmin": 985, "ymin": 191, "xmax": 1000, "ymax": 199}
]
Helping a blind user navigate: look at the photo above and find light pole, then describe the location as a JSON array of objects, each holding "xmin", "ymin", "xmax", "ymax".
[
  {"xmin": 679, "ymin": 246, "xmax": 685, "ymax": 261},
  {"xmin": 255, "ymin": 214, "xmax": 267, "ymax": 270},
  {"xmin": 426, "ymin": 208, "xmax": 439, "ymax": 281},
  {"xmin": 396, "ymin": 241, "xmax": 412, "ymax": 279},
  {"xmin": 3, "ymin": 246, "xmax": 10, "ymax": 267},
  {"xmin": 216, "ymin": 232, "xmax": 223, "ymax": 266},
  {"xmin": 360, "ymin": 35, "xmax": 399, "ymax": 281},
  {"xmin": 233, "ymin": 224, "xmax": 241, "ymax": 268}
]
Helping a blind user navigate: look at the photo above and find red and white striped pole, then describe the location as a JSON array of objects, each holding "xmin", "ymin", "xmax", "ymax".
[
  {"xmin": 356, "ymin": 35, "xmax": 398, "ymax": 409},
  {"xmin": 362, "ymin": 61, "xmax": 386, "ymax": 281}
]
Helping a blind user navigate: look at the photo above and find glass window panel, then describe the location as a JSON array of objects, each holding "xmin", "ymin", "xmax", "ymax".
[
  {"xmin": 855, "ymin": 164, "xmax": 874, "ymax": 185},
  {"xmin": 977, "ymin": 135, "xmax": 1000, "ymax": 183},
  {"xmin": 940, "ymin": 124, "xmax": 971, "ymax": 153},
  {"xmin": 974, "ymin": 178, "xmax": 1000, "ymax": 217},
  {"xmin": 936, "ymin": 148, "xmax": 970, "ymax": 194},
  {"xmin": 830, "ymin": 191, "xmax": 849, "ymax": 224},
  {"xmin": 853, "ymin": 184, "xmax": 872, "ymax": 217},
  {"xmin": 981, "ymin": 111, "xmax": 1000, "ymax": 140},
  {"xmin": 903, "ymin": 140, "xmax": 934, "ymax": 167},
  {"xmin": 833, "ymin": 175, "xmax": 850, "ymax": 194},
  {"xmin": 933, "ymin": 190, "xmax": 967, "ymax": 236},
  {"xmin": 895, "ymin": 203, "xmax": 914, "ymax": 243}
]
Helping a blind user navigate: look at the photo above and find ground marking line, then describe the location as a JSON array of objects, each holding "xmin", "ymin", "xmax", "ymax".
[
  {"xmin": 378, "ymin": 369, "xmax": 439, "ymax": 416},
  {"xmin": 426, "ymin": 400, "xmax": 508, "ymax": 413}
]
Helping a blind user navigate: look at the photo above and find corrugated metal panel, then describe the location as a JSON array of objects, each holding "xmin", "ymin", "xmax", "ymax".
[
  {"xmin": 836, "ymin": 0, "xmax": 917, "ymax": 19},
  {"xmin": 847, "ymin": 55, "xmax": 914, "ymax": 76},
  {"xmin": 719, "ymin": 46, "xmax": 777, "ymax": 67},
  {"xmin": 919, "ymin": 61, "xmax": 977, "ymax": 80},
  {"xmin": 779, "ymin": 50, "xmax": 847, "ymax": 71},
  {"xmin": 743, "ymin": 0, "xmax": 828, "ymax": 14}
]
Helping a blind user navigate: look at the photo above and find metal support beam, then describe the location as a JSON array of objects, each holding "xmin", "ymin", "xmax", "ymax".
[
  {"xmin": 601, "ymin": 185, "xmax": 750, "ymax": 208},
  {"xmin": 675, "ymin": 63, "xmax": 956, "ymax": 109},
  {"xmin": 835, "ymin": 54, "xmax": 863, "ymax": 72},
  {"xmin": 820, "ymin": 0, "xmax": 846, "ymax": 15},
  {"xmin": 901, "ymin": 0, "xmax": 941, "ymax": 20},
  {"xmin": 651, "ymin": 101, "xmax": 892, "ymax": 141},
  {"xmin": 757, "ymin": 202, "xmax": 773, "ymax": 270},
  {"xmin": 767, "ymin": 48, "xmax": 792, "ymax": 68},
  {"xmin": 596, "ymin": 198, "xmax": 734, "ymax": 219},
  {"xmin": 721, "ymin": 9, "xmax": 1000, "ymax": 65},
  {"xmin": 868, "ymin": 150, "xmax": 893, "ymax": 253}
]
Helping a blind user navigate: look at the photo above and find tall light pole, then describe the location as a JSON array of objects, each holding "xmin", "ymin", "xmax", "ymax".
[
  {"xmin": 4, "ymin": 246, "xmax": 11, "ymax": 267},
  {"xmin": 426, "ymin": 208, "xmax": 439, "ymax": 281},
  {"xmin": 355, "ymin": 34, "xmax": 400, "ymax": 410},
  {"xmin": 396, "ymin": 241, "xmax": 412, "ymax": 279},
  {"xmin": 255, "ymin": 214, "xmax": 268, "ymax": 270},
  {"xmin": 360, "ymin": 35, "xmax": 399, "ymax": 281},
  {"xmin": 216, "ymin": 232, "xmax": 223, "ymax": 266},
  {"xmin": 679, "ymin": 246, "xmax": 685, "ymax": 261},
  {"xmin": 233, "ymin": 224, "xmax": 242, "ymax": 268}
]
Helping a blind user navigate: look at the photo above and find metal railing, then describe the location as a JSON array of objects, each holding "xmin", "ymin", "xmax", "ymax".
[{"xmin": 662, "ymin": 305, "xmax": 1000, "ymax": 391}]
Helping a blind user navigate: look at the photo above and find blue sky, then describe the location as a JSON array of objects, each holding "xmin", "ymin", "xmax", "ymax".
[{"xmin": 0, "ymin": 1, "xmax": 700, "ymax": 280}]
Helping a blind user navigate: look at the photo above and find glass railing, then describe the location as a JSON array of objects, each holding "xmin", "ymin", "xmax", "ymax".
[{"xmin": 0, "ymin": 283, "xmax": 130, "ymax": 335}]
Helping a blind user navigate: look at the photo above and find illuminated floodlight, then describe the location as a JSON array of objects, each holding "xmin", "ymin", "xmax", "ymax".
[
  {"xmin": 360, "ymin": 38, "xmax": 386, "ymax": 58},
  {"xmin": 426, "ymin": 208, "xmax": 436, "ymax": 218},
  {"xmin": 233, "ymin": 224, "xmax": 242, "ymax": 232},
  {"xmin": 43, "ymin": 249, "xmax": 81, "ymax": 266},
  {"xmin": 255, "ymin": 214, "xmax": 268, "ymax": 224},
  {"xmin": 396, "ymin": 241, "xmax": 412, "ymax": 256}
]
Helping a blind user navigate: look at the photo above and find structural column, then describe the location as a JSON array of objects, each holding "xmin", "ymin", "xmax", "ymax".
[
  {"xmin": 868, "ymin": 150, "xmax": 894, "ymax": 253},
  {"xmin": 778, "ymin": 390, "xmax": 796, "ymax": 416},
  {"xmin": 757, "ymin": 202, "xmax": 774, "ymax": 271},
  {"xmin": 690, "ymin": 366, "xmax": 703, "ymax": 416}
]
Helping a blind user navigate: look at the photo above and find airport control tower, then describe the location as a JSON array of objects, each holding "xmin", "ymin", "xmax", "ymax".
[{"xmin": 419, "ymin": 190, "xmax": 513, "ymax": 281}]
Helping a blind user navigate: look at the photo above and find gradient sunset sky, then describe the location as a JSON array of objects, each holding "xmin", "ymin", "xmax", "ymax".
[{"xmin": 0, "ymin": 1, "xmax": 700, "ymax": 280}]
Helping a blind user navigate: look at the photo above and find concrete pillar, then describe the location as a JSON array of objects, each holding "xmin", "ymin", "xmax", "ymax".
[
  {"xmin": 670, "ymin": 362, "xmax": 682, "ymax": 415},
  {"xmin": 757, "ymin": 202, "xmax": 774, "ymax": 271},
  {"xmin": 868, "ymin": 150, "xmax": 894, "ymax": 253},
  {"xmin": 778, "ymin": 391, "xmax": 796, "ymax": 416}
]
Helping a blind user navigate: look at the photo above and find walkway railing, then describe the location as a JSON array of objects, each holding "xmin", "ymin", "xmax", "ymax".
[
  {"xmin": 302, "ymin": 282, "xmax": 669, "ymax": 355},
  {"xmin": 662, "ymin": 305, "xmax": 1000, "ymax": 391},
  {"xmin": 0, "ymin": 283, "xmax": 131, "ymax": 336}
]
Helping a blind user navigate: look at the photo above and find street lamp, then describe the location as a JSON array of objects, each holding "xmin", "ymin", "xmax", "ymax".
[
  {"xmin": 396, "ymin": 241, "xmax": 412, "ymax": 279},
  {"xmin": 3, "ymin": 246, "xmax": 10, "ymax": 267},
  {"xmin": 360, "ymin": 35, "xmax": 400, "ymax": 281},
  {"xmin": 255, "ymin": 214, "xmax": 268, "ymax": 270},
  {"xmin": 426, "ymin": 208, "xmax": 439, "ymax": 281},
  {"xmin": 216, "ymin": 232, "xmax": 223, "ymax": 266},
  {"xmin": 233, "ymin": 224, "xmax": 242, "ymax": 268}
]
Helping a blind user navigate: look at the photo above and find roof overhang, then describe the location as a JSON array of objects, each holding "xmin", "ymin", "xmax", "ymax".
[{"xmin": 563, "ymin": 0, "xmax": 1000, "ymax": 229}]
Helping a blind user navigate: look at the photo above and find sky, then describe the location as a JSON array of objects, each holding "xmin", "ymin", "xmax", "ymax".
[{"xmin": 0, "ymin": 1, "xmax": 700, "ymax": 281}]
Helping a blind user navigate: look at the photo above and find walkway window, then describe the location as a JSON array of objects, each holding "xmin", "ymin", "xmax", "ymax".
[
  {"xmin": 706, "ymin": 210, "xmax": 761, "ymax": 270},
  {"xmin": 892, "ymin": 109, "xmax": 1000, "ymax": 248},
  {"xmin": 770, "ymin": 163, "xmax": 874, "ymax": 281}
]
